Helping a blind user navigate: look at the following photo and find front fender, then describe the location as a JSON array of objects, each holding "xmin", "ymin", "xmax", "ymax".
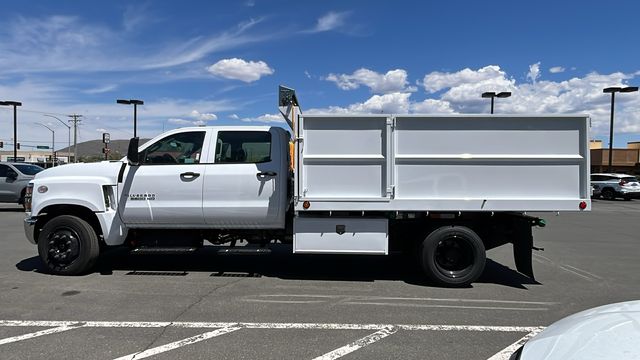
[{"xmin": 31, "ymin": 180, "xmax": 109, "ymax": 215}]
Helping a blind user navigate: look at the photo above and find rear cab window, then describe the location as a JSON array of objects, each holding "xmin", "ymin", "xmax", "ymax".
[{"xmin": 214, "ymin": 131, "xmax": 271, "ymax": 164}]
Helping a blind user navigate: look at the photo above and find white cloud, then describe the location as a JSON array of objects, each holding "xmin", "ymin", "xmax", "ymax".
[
  {"xmin": 549, "ymin": 66, "xmax": 565, "ymax": 74},
  {"xmin": 0, "ymin": 15, "xmax": 272, "ymax": 74},
  {"xmin": 84, "ymin": 84, "xmax": 118, "ymax": 94},
  {"xmin": 527, "ymin": 62, "xmax": 541, "ymax": 84},
  {"xmin": 309, "ymin": 11, "xmax": 349, "ymax": 33},
  {"xmin": 123, "ymin": 4, "xmax": 152, "ymax": 32},
  {"xmin": 308, "ymin": 92, "xmax": 412, "ymax": 115},
  {"xmin": 207, "ymin": 58, "xmax": 274, "ymax": 82},
  {"xmin": 167, "ymin": 118, "xmax": 192, "ymax": 125},
  {"xmin": 228, "ymin": 114, "xmax": 240, "ymax": 120},
  {"xmin": 190, "ymin": 110, "xmax": 217, "ymax": 121},
  {"xmin": 310, "ymin": 65, "xmax": 640, "ymax": 139},
  {"xmin": 96, "ymin": 128, "xmax": 108, "ymax": 132},
  {"xmin": 325, "ymin": 68, "xmax": 415, "ymax": 94},
  {"xmin": 410, "ymin": 99, "xmax": 455, "ymax": 114},
  {"xmin": 422, "ymin": 65, "xmax": 508, "ymax": 93},
  {"xmin": 241, "ymin": 113, "xmax": 284, "ymax": 123}
]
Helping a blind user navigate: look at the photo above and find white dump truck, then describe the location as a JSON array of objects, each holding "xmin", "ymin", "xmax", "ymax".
[{"xmin": 23, "ymin": 86, "xmax": 591, "ymax": 286}]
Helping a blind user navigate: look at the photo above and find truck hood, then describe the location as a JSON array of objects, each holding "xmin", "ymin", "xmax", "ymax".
[{"xmin": 34, "ymin": 161, "xmax": 125, "ymax": 183}]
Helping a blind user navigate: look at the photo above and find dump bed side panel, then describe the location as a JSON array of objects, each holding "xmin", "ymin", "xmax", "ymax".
[{"xmin": 296, "ymin": 115, "xmax": 590, "ymax": 212}]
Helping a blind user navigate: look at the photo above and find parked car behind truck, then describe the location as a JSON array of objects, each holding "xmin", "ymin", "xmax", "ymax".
[
  {"xmin": 590, "ymin": 173, "xmax": 640, "ymax": 200},
  {"xmin": 23, "ymin": 87, "xmax": 591, "ymax": 287},
  {"xmin": 0, "ymin": 162, "xmax": 43, "ymax": 207}
]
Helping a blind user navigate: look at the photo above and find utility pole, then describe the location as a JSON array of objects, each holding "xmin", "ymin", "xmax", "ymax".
[{"xmin": 68, "ymin": 114, "xmax": 83, "ymax": 163}]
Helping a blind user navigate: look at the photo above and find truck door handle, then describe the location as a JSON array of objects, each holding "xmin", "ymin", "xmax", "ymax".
[
  {"xmin": 180, "ymin": 172, "xmax": 200, "ymax": 180},
  {"xmin": 257, "ymin": 171, "xmax": 277, "ymax": 178}
]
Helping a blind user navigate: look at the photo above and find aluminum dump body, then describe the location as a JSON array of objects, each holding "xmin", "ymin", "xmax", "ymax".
[{"xmin": 294, "ymin": 115, "xmax": 590, "ymax": 212}]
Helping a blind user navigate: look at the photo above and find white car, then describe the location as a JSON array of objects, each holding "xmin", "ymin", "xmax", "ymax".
[
  {"xmin": 590, "ymin": 173, "xmax": 640, "ymax": 200},
  {"xmin": 512, "ymin": 300, "xmax": 640, "ymax": 359}
]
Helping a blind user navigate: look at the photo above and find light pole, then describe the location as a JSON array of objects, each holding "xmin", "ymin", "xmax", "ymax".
[
  {"xmin": 0, "ymin": 101, "xmax": 22, "ymax": 162},
  {"xmin": 35, "ymin": 123, "xmax": 55, "ymax": 167},
  {"xmin": 44, "ymin": 115, "xmax": 71, "ymax": 164},
  {"xmin": 481, "ymin": 92, "xmax": 511, "ymax": 114},
  {"xmin": 603, "ymin": 86, "xmax": 639, "ymax": 173},
  {"xmin": 116, "ymin": 99, "xmax": 144, "ymax": 137}
]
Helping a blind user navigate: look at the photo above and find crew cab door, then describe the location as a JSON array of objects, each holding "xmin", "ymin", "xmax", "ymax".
[
  {"xmin": 202, "ymin": 128, "xmax": 288, "ymax": 228},
  {"xmin": 118, "ymin": 129, "xmax": 210, "ymax": 226}
]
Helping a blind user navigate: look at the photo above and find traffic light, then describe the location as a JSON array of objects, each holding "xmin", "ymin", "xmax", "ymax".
[
  {"xmin": 0, "ymin": 141, "xmax": 3, "ymax": 148},
  {"xmin": 16, "ymin": 143, "xmax": 20, "ymax": 150}
]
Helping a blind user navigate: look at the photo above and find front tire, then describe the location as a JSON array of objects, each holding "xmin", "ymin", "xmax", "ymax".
[
  {"xmin": 37, "ymin": 215, "xmax": 100, "ymax": 275},
  {"xmin": 419, "ymin": 226, "xmax": 486, "ymax": 287}
]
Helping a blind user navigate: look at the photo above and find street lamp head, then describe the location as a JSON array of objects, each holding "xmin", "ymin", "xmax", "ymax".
[
  {"xmin": 0, "ymin": 101, "xmax": 22, "ymax": 106},
  {"xmin": 117, "ymin": 99, "xmax": 144, "ymax": 105},
  {"xmin": 621, "ymin": 86, "xmax": 639, "ymax": 93},
  {"xmin": 496, "ymin": 92, "xmax": 512, "ymax": 98},
  {"xmin": 481, "ymin": 92, "xmax": 496, "ymax": 98},
  {"xmin": 603, "ymin": 87, "xmax": 621, "ymax": 93}
]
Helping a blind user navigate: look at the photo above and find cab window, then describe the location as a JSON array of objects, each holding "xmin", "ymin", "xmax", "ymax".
[
  {"xmin": 140, "ymin": 131, "xmax": 206, "ymax": 165},
  {"xmin": 215, "ymin": 131, "xmax": 271, "ymax": 164}
]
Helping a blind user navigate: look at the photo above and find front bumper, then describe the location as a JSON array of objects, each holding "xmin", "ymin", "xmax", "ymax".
[
  {"xmin": 24, "ymin": 214, "xmax": 38, "ymax": 245},
  {"xmin": 620, "ymin": 190, "xmax": 640, "ymax": 199}
]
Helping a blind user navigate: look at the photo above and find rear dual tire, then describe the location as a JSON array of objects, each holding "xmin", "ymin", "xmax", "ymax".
[{"xmin": 419, "ymin": 226, "xmax": 486, "ymax": 287}]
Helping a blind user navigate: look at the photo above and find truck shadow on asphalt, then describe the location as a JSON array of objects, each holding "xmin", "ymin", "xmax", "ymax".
[{"xmin": 16, "ymin": 246, "xmax": 539, "ymax": 289}]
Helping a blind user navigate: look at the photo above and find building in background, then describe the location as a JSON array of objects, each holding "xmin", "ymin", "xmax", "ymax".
[{"xmin": 591, "ymin": 141, "xmax": 640, "ymax": 174}]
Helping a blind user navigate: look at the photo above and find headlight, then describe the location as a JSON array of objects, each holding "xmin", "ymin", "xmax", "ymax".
[{"xmin": 24, "ymin": 183, "xmax": 33, "ymax": 212}]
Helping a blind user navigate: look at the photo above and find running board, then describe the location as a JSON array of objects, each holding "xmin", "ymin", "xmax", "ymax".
[
  {"xmin": 217, "ymin": 248, "xmax": 272, "ymax": 255},
  {"xmin": 131, "ymin": 247, "xmax": 198, "ymax": 255}
]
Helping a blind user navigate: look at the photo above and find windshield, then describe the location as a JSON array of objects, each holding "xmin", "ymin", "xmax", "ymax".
[
  {"xmin": 13, "ymin": 164, "xmax": 44, "ymax": 175},
  {"xmin": 621, "ymin": 177, "xmax": 639, "ymax": 183}
]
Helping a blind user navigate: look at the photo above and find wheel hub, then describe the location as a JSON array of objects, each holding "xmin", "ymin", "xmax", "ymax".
[
  {"xmin": 435, "ymin": 236, "xmax": 473, "ymax": 276},
  {"xmin": 47, "ymin": 228, "xmax": 80, "ymax": 265}
]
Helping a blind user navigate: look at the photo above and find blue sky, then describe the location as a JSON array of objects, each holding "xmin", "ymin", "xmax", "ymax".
[{"xmin": 1, "ymin": 0, "xmax": 640, "ymax": 149}]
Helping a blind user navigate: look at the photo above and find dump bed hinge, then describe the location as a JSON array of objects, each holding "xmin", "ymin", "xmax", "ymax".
[
  {"xmin": 386, "ymin": 185, "xmax": 395, "ymax": 198},
  {"xmin": 386, "ymin": 117, "xmax": 396, "ymax": 129}
]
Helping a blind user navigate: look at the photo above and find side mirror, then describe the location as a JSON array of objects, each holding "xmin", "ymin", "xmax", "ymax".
[
  {"xmin": 127, "ymin": 137, "xmax": 140, "ymax": 166},
  {"xmin": 6, "ymin": 170, "xmax": 17, "ymax": 181}
]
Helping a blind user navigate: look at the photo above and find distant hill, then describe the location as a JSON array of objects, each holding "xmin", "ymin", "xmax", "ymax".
[{"xmin": 58, "ymin": 139, "xmax": 150, "ymax": 161}]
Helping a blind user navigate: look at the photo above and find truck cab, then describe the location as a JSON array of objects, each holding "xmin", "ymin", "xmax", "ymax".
[
  {"xmin": 24, "ymin": 126, "xmax": 290, "ymax": 275},
  {"xmin": 119, "ymin": 126, "xmax": 289, "ymax": 229}
]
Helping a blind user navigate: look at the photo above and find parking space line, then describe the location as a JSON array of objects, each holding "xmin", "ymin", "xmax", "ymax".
[
  {"xmin": 248, "ymin": 294, "xmax": 558, "ymax": 306},
  {"xmin": 562, "ymin": 265, "xmax": 603, "ymax": 280},
  {"xmin": 112, "ymin": 326, "xmax": 241, "ymax": 360},
  {"xmin": 533, "ymin": 254, "xmax": 601, "ymax": 281},
  {"xmin": 343, "ymin": 301, "xmax": 548, "ymax": 311},
  {"xmin": 486, "ymin": 328, "xmax": 544, "ymax": 360},
  {"xmin": 558, "ymin": 265, "xmax": 593, "ymax": 281},
  {"xmin": 312, "ymin": 326, "xmax": 397, "ymax": 360},
  {"xmin": 0, "ymin": 324, "xmax": 82, "ymax": 345},
  {"xmin": 0, "ymin": 320, "xmax": 542, "ymax": 333}
]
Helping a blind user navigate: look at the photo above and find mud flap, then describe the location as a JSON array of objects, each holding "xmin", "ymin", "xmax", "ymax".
[{"xmin": 512, "ymin": 217, "xmax": 535, "ymax": 280}]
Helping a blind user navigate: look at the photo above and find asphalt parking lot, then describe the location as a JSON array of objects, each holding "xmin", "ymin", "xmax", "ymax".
[{"xmin": 1, "ymin": 199, "xmax": 639, "ymax": 359}]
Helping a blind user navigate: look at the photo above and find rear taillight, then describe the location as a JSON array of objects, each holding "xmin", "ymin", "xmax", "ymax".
[{"xmin": 24, "ymin": 184, "xmax": 33, "ymax": 212}]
